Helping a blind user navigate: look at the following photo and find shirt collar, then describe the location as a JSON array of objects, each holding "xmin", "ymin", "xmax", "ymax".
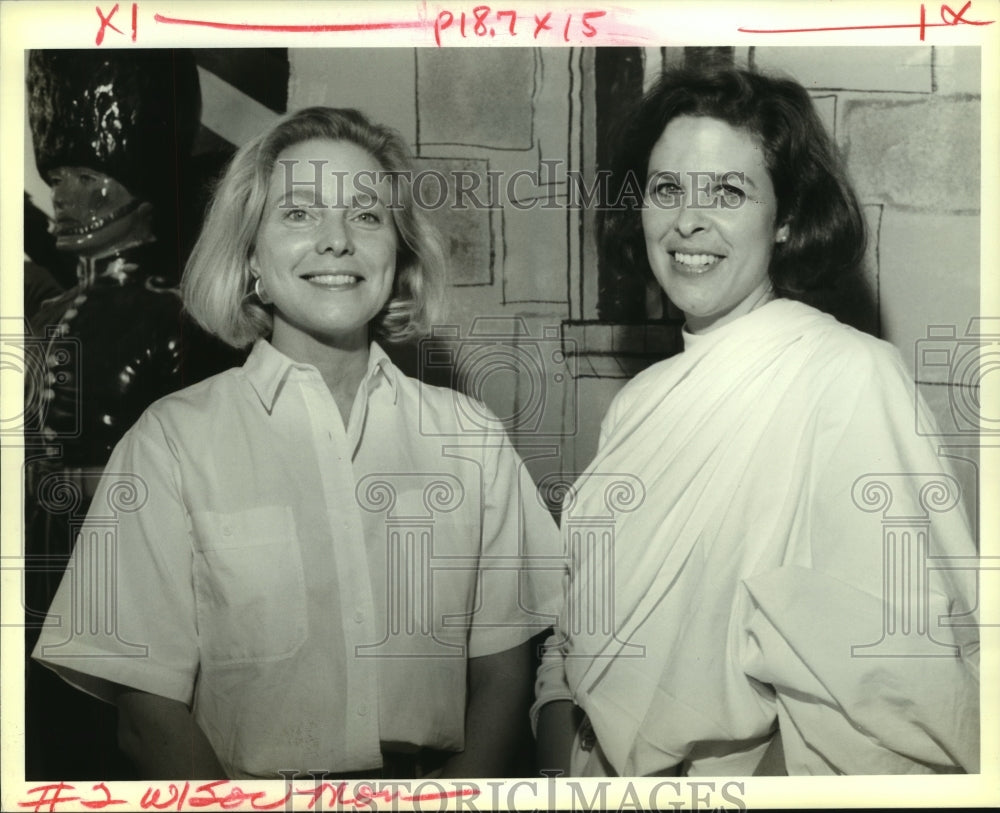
[{"xmin": 244, "ymin": 338, "xmax": 398, "ymax": 412}]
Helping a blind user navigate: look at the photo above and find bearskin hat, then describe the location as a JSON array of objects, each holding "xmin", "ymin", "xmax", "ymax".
[{"xmin": 27, "ymin": 49, "xmax": 202, "ymax": 206}]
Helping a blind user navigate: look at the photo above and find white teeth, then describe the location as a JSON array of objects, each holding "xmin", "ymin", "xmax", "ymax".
[
  {"xmin": 673, "ymin": 252, "xmax": 721, "ymax": 267},
  {"xmin": 307, "ymin": 274, "xmax": 359, "ymax": 285}
]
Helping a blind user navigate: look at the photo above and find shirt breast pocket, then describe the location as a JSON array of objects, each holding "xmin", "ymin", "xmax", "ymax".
[{"xmin": 190, "ymin": 505, "xmax": 307, "ymax": 666}]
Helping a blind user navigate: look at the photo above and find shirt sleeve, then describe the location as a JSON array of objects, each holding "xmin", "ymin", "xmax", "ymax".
[
  {"xmin": 466, "ymin": 423, "xmax": 564, "ymax": 659},
  {"xmin": 740, "ymin": 342, "xmax": 980, "ymax": 774},
  {"xmin": 529, "ymin": 632, "xmax": 575, "ymax": 735},
  {"xmin": 32, "ymin": 410, "xmax": 200, "ymax": 706}
]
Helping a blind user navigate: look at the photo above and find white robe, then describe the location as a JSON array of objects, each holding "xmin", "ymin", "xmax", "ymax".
[{"xmin": 536, "ymin": 299, "xmax": 979, "ymax": 776}]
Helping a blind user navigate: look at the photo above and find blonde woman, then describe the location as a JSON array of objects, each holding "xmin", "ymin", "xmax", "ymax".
[{"xmin": 35, "ymin": 107, "xmax": 560, "ymax": 780}]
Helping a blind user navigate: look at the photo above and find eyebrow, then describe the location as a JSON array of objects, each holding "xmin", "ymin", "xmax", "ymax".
[
  {"xmin": 644, "ymin": 169, "xmax": 763, "ymax": 192},
  {"xmin": 271, "ymin": 190, "xmax": 324, "ymax": 208},
  {"xmin": 269, "ymin": 190, "xmax": 389, "ymax": 209},
  {"xmin": 720, "ymin": 172, "xmax": 760, "ymax": 192}
]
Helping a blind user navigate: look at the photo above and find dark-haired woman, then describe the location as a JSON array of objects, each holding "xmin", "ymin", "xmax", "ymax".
[{"xmin": 533, "ymin": 68, "xmax": 979, "ymax": 776}]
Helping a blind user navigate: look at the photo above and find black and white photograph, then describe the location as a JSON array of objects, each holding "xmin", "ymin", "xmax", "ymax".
[{"xmin": 1, "ymin": 1, "xmax": 997, "ymax": 810}]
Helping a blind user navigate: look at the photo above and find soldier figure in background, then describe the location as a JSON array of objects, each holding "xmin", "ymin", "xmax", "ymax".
[{"xmin": 24, "ymin": 49, "xmax": 207, "ymax": 779}]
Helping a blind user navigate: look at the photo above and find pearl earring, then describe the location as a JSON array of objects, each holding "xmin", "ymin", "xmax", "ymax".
[{"xmin": 253, "ymin": 277, "xmax": 272, "ymax": 305}]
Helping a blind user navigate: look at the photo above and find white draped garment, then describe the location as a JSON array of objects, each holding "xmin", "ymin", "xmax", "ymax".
[{"xmin": 535, "ymin": 299, "xmax": 979, "ymax": 776}]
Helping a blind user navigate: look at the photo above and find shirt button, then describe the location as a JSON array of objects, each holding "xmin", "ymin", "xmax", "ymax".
[
  {"xmin": 357, "ymin": 704, "xmax": 369, "ymax": 717},
  {"xmin": 223, "ymin": 526, "xmax": 233, "ymax": 536},
  {"xmin": 354, "ymin": 611, "xmax": 365, "ymax": 624}
]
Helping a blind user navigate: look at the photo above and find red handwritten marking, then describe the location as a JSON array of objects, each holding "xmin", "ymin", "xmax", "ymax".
[
  {"xmin": 139, "ymin": 782, "xmax": 189, "ymax": 810},
  {"xmin": 186, "ymin": 781, "xmax": 292, "ymax": 811},
  {"xmin": 497, "ymin": 9, "xmax": 517, "ymax": 35},
  {"xmin": 434, "ymin": 7, "xmax": 605, "ymax": 44},
  {"xmin": 582, "ymin": 10, "xmax": 606, "ymax": 36},
  {"xmin": 131, "ymin": 2, "xmax": 137, "ymax": 41},
  {"xmin": 152, "ymin": 13, "xmax": 426, "ymax": 33},
  {"xmin": 95, "ymin": 4, "xmax": 124, "ymax": 45},
  {"xmin": 738, "ymin": 2, "xmax": 993, "ymax": 41},
  {"xmin": 19, "ymin": 783, "xmax": 127, "ymax": 813},
  {"xmin": 19, "ymin": 784, "xmax": 79, "ymax": 813},
  {"xmin": 80, "ymin": 784, "xmax": 128, "ymax": 810},
  {"xmin": 155, "ymin": 7, "xmax": 607, "ymax": 46},
  {"xmin": 18, "ymin": 781, "xmax": 478, "ymax": 812}
]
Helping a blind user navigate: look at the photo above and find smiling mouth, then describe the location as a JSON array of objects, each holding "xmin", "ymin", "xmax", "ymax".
[
  {"xmin": 302, "ymin": 273, "xmax": 363, "ymax": 287},
  {"xmin": 670, "ymin": 251, "xmax": 723, "ymax": 272}
]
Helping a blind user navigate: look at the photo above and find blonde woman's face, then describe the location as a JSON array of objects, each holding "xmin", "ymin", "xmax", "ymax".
[{"xmin": 250, "ymin": 138, "xmax": 398, "ymax": 349}]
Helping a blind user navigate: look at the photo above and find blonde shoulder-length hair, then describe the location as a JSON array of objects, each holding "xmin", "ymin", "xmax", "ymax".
[{"xmin": 182, "ymin": 107, "xmax": 446, "ymax": 348}]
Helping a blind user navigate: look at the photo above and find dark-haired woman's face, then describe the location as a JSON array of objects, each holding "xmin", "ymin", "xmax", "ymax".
[{"xmin": 642, "ymin": 116, "xmax": 788, "ymax": 333}]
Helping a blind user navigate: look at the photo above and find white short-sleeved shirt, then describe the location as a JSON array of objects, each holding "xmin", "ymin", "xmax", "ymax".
[{"xmin": 34, "ymin": 339, "xmax": 561, "ymax": 777}]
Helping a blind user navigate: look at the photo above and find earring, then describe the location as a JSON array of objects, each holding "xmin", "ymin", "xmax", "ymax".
[
  {"xmin": 253, "ymin": 277, "xmax": 272, "ymax": 305},
  {"xmin": 776, "ymin": 231, "xmax": 789, "ymax": 244}
]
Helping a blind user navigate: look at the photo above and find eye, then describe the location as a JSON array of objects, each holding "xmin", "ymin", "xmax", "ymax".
[
  {"xmin": 353, "ymin": 210, "xmax": 382, "ymax": 225},
  {"xmin": 649, "ymin": 180, "xmax": 683, "ymax": 207},
  {"xmin": 282, "ymin": 208, "xmax": 312, "ymax": 223},
  {"xmin": 715, "ymin": 184, "xmax": 747, "ymax": 206}
]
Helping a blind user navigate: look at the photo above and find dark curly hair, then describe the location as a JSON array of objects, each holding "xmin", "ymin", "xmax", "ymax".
[{"xmin": 600, "ymin": 66, "xmax": 867, "ymax": 308}]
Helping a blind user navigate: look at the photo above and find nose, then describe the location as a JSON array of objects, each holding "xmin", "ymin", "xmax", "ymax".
[
  {"xmin": 672, "ymin": 191, "xmax": 709, "ymax": 238},
  {"xmin": 317, "ymin": 212, "xmax": 354, "ymax": 255},
  {"xmin": 51, "ymin": 178, "xmax": 76, "ymax": 212}
]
